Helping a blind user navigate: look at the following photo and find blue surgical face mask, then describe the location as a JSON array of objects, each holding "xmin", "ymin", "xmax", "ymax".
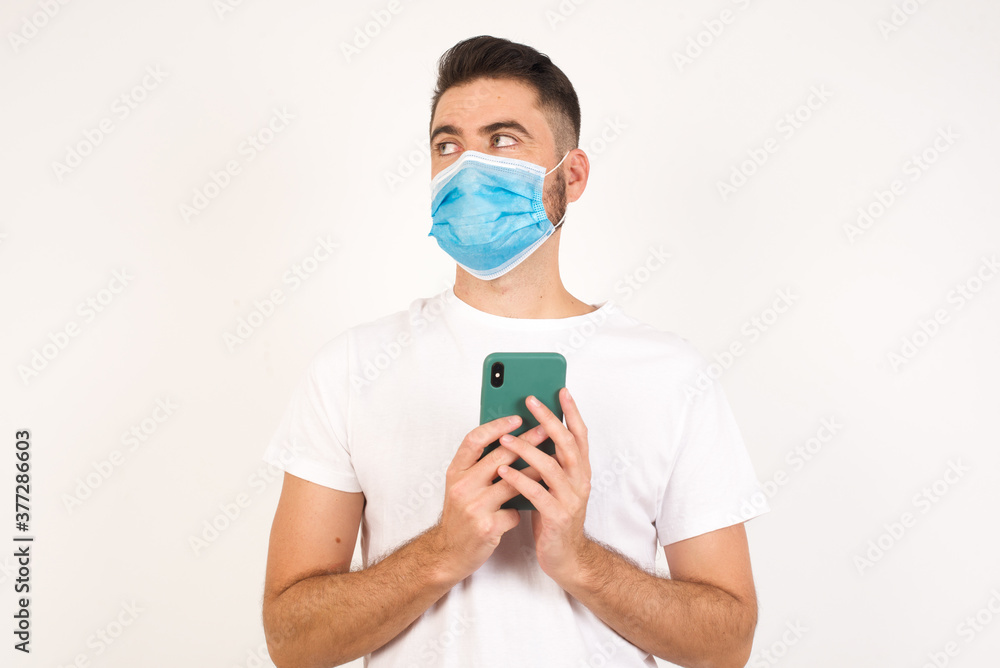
[{"xmin": 427, "ymin": 149, "xmax": 569, "ymax": 280}]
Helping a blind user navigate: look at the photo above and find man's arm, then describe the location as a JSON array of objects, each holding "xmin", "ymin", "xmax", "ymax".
[
  {"xmin": 261, "ymin": 416, "xmax": 549, "ymax": 668},
  {"xmin": 561, "ymin": 522, "xmax": 758, "ymax": 668},
  {"xmin": 261, "ymin": 472, "xmax": 457, "ymax": 668},
  {"xmin": 495, "ymin": 388, "xmax": 759, "ymax": 668}
]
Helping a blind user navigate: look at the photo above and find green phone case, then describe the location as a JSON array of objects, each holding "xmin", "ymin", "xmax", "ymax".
[{"xmin": 479, "ymin": 352, "xmax": 567, "ymax": 511}]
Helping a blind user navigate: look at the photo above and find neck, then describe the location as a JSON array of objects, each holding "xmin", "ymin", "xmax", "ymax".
[{"xmin": 452, "ymin": 241, "xmax": 597, "ymax": 319}]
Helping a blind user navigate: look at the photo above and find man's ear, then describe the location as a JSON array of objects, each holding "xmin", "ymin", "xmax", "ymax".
[{"xmin": 565, "ymin": 149, "xmax": 590, "ymax": 204}]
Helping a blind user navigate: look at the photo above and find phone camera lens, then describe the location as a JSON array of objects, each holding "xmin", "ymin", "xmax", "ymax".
[{"xmin": 491, "ymin": 362, "xmax": 504, "ymax": 388}]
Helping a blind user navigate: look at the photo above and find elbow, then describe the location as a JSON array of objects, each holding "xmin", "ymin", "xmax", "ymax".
[
  {"xmin": 692, "ymin": 640, "xmax": 752, "ymax": 668},
  {"xmin": 263, "ymin": 638, "xmax": 288, "ymax": 668},
  {"xmin": 726, "ymin": 640, "xmax": 753, "ymax": 668},
  {"xmin": 719, "ymin": 600, "xmax": 757, "ymax": 668},
  {"xmin": 697, "ymin": 598, "xmax": 757, "ymax": 668},
  {"xmin": 263, "ymin": 610, "xmax": 348, "ymax": 668},
  {"xmin": 262, "ymin": 602, "xmax": 292, "ymax": 668},
  {"xmin": 265, "ymin": 646, "xmax": 315, "ymax": 668},
  {"xmin": 265, "ymin": 629, "xmax": 336, "ymax": 668},
  {"xmin": 263, "ymin": 589, "xmax": 352, "ymax": 668},
  {"xmin": 262, "ymin": 598, "xmax": 320, "ymax": 668}
]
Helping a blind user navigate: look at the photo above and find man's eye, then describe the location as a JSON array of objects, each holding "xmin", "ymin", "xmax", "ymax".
[
  {"xmin": 493, "ymin": 134, "xmax": 517, "ymax": 148},
  {"xmin": 436, "ymin": 141, "xmax": 459, "ymax": 156}
]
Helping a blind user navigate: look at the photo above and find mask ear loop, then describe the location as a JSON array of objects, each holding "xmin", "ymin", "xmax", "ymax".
[
  {"xmin": 545, "ymin": 150, "xmax": 571, "ymax": 176},
  {"xmin": 545, "ymin": 151, "xmax": 571, "ymax": 229}
]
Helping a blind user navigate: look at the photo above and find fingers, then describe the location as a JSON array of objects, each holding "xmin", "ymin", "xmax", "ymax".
[
  {"xmin": 450, "ymin": 415, "xmax": 522, "ymax": 473},
  {"xmin": 449, "ymin": 394, "xmax": 588, "ymax": 519},
  {"xmin": 497, "ymin": 430, "xmax": 572, "ymax": 501},
  {"xmin": 483, "ymin": 464, "xmax": 543, "ymax": 511},
  {"xmin": 496, "ymin": 462, "xmax": 558, "ymax": 515},
  {"xmin": 524, "ymin": 391, "xmax": 584, "ymax": 474},
  {"xmin": 477, "ymin": 426, "xmax": 548, "ymax": 509},
  {"xmin": 559, "ymin": 387, "xmax": 589, "ymax": 466},
  {"xmin": 470, "ymin": 424, "xmax": 550, "ymax": 487}
]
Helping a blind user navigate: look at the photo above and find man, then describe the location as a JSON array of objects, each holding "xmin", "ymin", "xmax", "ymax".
[{"xmin": 261, "ymin": 35, "xmax": 768, "ymax": 668}]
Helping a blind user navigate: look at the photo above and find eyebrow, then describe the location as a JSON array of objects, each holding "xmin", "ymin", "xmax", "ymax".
[{"xmin": 430, "ymin": 120, "xmax": 534, "ymax": 143}]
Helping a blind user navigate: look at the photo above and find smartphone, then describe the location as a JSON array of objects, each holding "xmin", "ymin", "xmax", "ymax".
[{"xmin": 479, "ymin": 352, "xmax": 567, "ymax": 511}]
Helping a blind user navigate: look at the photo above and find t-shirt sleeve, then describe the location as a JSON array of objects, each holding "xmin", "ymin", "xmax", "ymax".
[
  {"xmin": 261, "ymin": 330, "xmax": 362, "ymax": 493},
  {"xmin": 656, "ymin": 351, "xmax": 769, "ymax": 546}
]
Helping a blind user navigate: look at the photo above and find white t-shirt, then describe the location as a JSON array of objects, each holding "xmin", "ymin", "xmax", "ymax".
[{"xmin": 262, "ymin": 286, "xmax": 769, "ymax": 668}]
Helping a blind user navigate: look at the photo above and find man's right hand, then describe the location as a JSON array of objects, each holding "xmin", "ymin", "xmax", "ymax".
[
  {"xmin": 263, "ymin": 416, "xmax": 548, "ymax": 667},
  {"xmin": 431, "ymin": 415, "xmax": 549, "ymax": 584}
]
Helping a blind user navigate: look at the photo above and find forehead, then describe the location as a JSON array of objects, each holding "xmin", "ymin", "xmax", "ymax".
[{"xmin": 433, "ymin": 77, "xmax": 551, "ymax": 136}]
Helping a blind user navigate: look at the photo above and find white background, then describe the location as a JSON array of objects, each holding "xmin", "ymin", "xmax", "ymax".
[{"xmin": 2, "ymin": 0, "xmax": 999, "ymax": 666}]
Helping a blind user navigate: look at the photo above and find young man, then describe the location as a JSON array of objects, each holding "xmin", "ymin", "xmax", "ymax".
[{"xmin": 261, "ymin": 35, "xmax": 769, "ymax": 668}]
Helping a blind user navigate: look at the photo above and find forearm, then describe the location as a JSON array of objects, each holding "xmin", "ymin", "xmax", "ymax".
[
  {"xmin": 264, "ymin": 525, "xmax": 456, "ymax": 668},
  {"xmin": 562, "ymin": 539, "xmax": 756, "ymax": 668}
]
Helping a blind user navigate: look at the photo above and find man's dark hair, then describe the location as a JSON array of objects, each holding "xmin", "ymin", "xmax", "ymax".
[{"xmin": 430, "ymin": 35, "xmax": 581, "ymax": 158}]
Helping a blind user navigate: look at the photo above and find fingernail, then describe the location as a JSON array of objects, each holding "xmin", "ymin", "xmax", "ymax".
[
  {"xmin": 508, "ymin": 416, "xmax": 520, "ymax": 425},
  {"xmin": 526, "ymin": 395, "xmax": 539, "ymax": 407},
  {"xmin": 500, "ymin": 434, "xmax": 514, "ymax": 444}
]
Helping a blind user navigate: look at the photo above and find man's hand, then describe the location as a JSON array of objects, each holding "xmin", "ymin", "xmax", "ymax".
[
  {"xmin": 432, "ymin": 414, "xmax": 550, "ymax": 584},
  {"xmin": 495, "ymin": 387, "xmax": 593, "ymax": 586}
]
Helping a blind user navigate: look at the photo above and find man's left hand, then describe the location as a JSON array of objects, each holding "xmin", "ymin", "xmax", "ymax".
[{"xmin": 496, "ymin": 386, "xmax": 593, "ymax": 585}]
